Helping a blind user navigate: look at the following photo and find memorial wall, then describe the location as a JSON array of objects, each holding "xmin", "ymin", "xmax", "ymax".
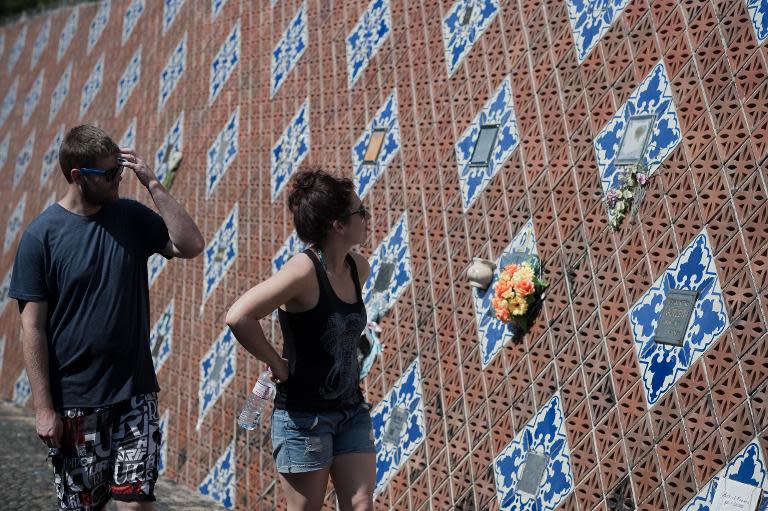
[{"xmin": 0, "ymin": 0, "xmax": 767, "ymax": 509}]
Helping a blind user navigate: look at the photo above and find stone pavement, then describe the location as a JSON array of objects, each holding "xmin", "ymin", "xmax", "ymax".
[{"xmin": 0, "ymin": 400, "xmax": 224, "ymax": 510}]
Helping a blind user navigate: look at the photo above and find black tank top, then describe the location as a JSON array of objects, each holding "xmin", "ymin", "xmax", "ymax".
[{"xmin": 274, "ymin": 249, "xmax": 368, "ymax": 412}]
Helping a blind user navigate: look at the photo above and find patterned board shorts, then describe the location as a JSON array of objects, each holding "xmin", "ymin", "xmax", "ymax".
[{"xmin": 51, "ymin": 393, "xmax": 161, "ymax": 511}]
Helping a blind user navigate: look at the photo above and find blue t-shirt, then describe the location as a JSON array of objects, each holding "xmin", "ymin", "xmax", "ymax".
[{"xmin": 9, "ymin": 199, "xmax": 170, "ymax": 408}]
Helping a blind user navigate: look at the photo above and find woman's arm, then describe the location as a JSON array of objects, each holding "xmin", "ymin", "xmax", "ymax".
[{"xmin": 225, "ymin": 254, "xmax": 314, "ymax": 381}]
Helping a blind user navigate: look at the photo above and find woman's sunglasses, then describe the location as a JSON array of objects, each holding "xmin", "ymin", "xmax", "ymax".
[
  {"xmin": 344, "ymin": 205, "xmax": 370, "ymax": 219},
  {"xmin": 79, "ymin": 163, "xmax": 125, "ymax": 182}
]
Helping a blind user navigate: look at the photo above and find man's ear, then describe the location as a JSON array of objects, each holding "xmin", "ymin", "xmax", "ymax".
[{"xmin": 70, "ymin": 168, "xmax": 82, "ymax": 184}]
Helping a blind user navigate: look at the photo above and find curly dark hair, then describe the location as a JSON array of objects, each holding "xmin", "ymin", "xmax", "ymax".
[{"xmin": 287, "ymin": 168, "xmax": 355, "ymax": 244}]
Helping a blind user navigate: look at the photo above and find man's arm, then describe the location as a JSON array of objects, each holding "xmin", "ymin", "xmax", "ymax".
[
  {"xmin": 120, "ymin": 149, "xmax": 205, "ymax": 259},
  {"xmin": 19, "ymin": 300, "xmax": 62, "ymax": 449}
]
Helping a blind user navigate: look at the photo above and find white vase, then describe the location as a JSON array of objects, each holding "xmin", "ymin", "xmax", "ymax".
[{"xmin": 467, "ymin": 258, "xmax": 496, "ymax": 290}]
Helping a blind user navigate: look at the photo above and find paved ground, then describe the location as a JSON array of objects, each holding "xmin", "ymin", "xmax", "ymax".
[{"xmin": 0, "ymin": 400, "xmax": 224, "ymax": 510}]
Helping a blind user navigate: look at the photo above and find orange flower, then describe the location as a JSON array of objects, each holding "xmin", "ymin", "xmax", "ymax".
[
  {"xmin": 514, "ymin": 279, "xmax": 535, "ymax": 296},
  {"xmin": 495, "ymin": 280, "xmax": 512, "ymax": 298},
  {"xmin": 501, "ymin": 264, "xmax": 519, "ymax": 280}
]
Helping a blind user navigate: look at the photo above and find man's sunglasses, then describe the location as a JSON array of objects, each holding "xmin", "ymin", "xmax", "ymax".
[
  {"xmin": 79, "ymin": 163, "xmax": 125, "ymax": 182},
  {"xmin": 344, "ymin": 205, "xmax": 370, "ymax": 219}
]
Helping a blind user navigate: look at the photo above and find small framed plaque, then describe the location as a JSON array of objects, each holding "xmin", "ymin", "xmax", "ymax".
[
  {"xmin": 363, "ymin": 128, "xmax": 387, "ymax": 164},
  {"xmin": 515, "ymin": 450, "xmax": 550, "ymax": 496},
  {"xmin": 461, "ymin": 4, "xmax": 474, "ymax": 25},
  {"xmin": 615, "ymin": 114, "xmax": 656, "ymax": 166},
  {"xmin": 654, "ymin": 289, "xmax": 699, "ymax": 347},
  {"xmin": 469, "ymin": 124, "xmax": 499, "ymax": 167},
  {"xmin": 373, "ymin": 260, "xmax": 396, "ymax": 293},
  {"xmin": 383, "ymin": 406, "xmax": 409, "ymax": 445}
]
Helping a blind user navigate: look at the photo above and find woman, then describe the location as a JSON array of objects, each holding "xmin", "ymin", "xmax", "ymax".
[{"xmin": 226, "ymin": 169, "xmax": 375, "ymax": 510}]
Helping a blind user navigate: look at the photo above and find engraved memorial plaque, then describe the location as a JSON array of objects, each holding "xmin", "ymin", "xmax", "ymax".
[
  {"xmin": 363, "ymin": 128, "xmax": 387, "ymax": 164},
  {"xmin": 615, "ymin": 114, "xmax": 656, "ymax": 166},
  {"xmin": 654, "ymin": 289, "xmax": 698, "ymax": 347},
  {"xmin": 515, "ymin": 450, "xmax": 550, "ymax": 496},
  {"xmin": 373, "ymin": 260, "xmax": 396, "ymax": 293},
  {"xmin": 383, "ymin": 406, "xmax": 409, "ymax": 445},
  {"xmin": 711, "ymin": 478, "xmax": 762, "ymax": 511},
  {"xmin": 470, "ymin": 124, "xmax": 499, "ymax": 167}
]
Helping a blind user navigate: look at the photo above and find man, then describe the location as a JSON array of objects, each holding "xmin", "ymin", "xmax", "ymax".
[{"xmin": 9, "ymin": 125, "xmax": 205, "ymax": 510}]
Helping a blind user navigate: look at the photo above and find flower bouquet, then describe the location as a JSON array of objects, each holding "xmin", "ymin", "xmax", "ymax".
[
  {"xmin": 491, "ymin": 256, "xmax": 548, "ymax": 336},
  {"xmin": 606, "ymin": 162, "xmax": 649, "ymax": 230}
]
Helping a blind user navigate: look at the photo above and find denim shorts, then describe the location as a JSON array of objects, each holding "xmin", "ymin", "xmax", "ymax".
[{"xmin": 271, "ymin": 402, "xmax": 375, "ymax": 473}]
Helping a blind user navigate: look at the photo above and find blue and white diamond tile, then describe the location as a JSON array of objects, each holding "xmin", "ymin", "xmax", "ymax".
[
  {"xmin": 122, "ymin": 0, "xmax": 144, "ymax": 44},
  {"xmin": 212, "ymin": 0, "xmax": 228, "ymax": 19},
  {"xmin": 7, "ymin": 25, "xmax": 27, "ymax": 73},
  {"xmin": 746, "ymin": 0, "xmax": 768, "ymax": 45},
  {"xmin": 270, "ymin": 3, "xmax": 308, "ymax": 98},
  {"xmin": 158, "ymin": 409, "xmax": 169, "ymax": 475},
  {"xmin": 0, "ymin": 78, "xmax": 18, "ymax": 129},
  {"xmin": 272, "ymin": 230, "xmax": 307, "ymax": 274},
  {"xmin": 346, "ymin": 0, "xmax": 392, "ymax": 89},
  {"xmin": 630, "ymin": 230, "xmax": 729, "ymax": 407},
  {"xmin": 594, "ymin": 61, "xmax": 681, "ymax": 196},
  {"xmin": 206, "ymin": 107, "xmax": 239, "ymax": 198},
  {"xmin": 159, "ymin": 35, "xmax": 186, "ymax": 112},
  {"xmin": 22, "ymin": 70, "xmax": 44, "ymax": 126},
  {"xmin": 41, "ymin": 126, "xmax": 65, "ymax": 186},
  {"xmin": 80, "ymin": 53, "xmax": 104, "ymax": 118},
  {"xmin": 196, "ymin": 327, "xmax": 237, "ymax": 430},
  {"xmin": 203, "ymin": 204, "xmax": 238, "ymax": 303},
  {"xmin": 0, "ymin": 267, "xmax": 11, "ymax": 314},
  {"xmin": 455, "ymin": 76, "xmax": 520, "ymax": 211},
  {"xmin": 682, "ymin": 440, "xmax": 768, "ymax": 510},
  {"xmin": 199, "ymin": 440, "xmax": 236, "ymax": 509},
  {"xmin": 271, "ymin": 99, "xmax": 310, "ymax": 201},
  {"xmin": 442, "ymin": 0, "xmax": 500, "ymax": 77},
  {"xmin": 0, "ymin": 133, "xmax": 9, "ymax": 171},
  {"xmin": 352, "ymin": 90, "xmax": 401, "ymax": 199},
  {"xmin": 4, "ymin": 193, "xmax": 26, "ymax": 253},
  {"xmin": 473, "ymin": 218, "xmax": 537, "ymax": 368},
  {"xmin": 565, "ymin": 0, "xmax": 632, "ymax": 62},
  {"xmin": 13, "ymin": 369, "xmax": 31, "ymax": 406},
  {"xmin": 148, "ymin": 253, "xmax": 168, "ymax": 288},
  {"xmin": 361, "ymin": 213, "xmax": 412, "ymax": 320},
  {"xmin": 210, "ymin": 21, "xmax": 240, "ymax": 105},
  {"xmin": 58, "ymin": 9, "xmax": 78, "ymax": 61},
  {"xmin": 494, "ymin": 393, "xmax": 574, "ymax": 510},
  {"xmin": 30, "ymin": 18, "xmax": 51, "ymax": 69},
  {"xmin": 87, "ymin": 1, "xmax": 110, "ymax": 54},
  {"xmin": 50, "ymin": 63, "xmax": 71, "ymax": 123},
  {"xmin": 163, "ymin": 0, "xmax": 186, "ymax": 35},
  {"xmin": 14, "ymin": 131, "xmax": 35, "ymax": 188},
  {"xmin": 150, "ymin": 300, "xmax": 173, "ymax": 373},
  {"xmin": 155, "ymin": 112, "xmax": 184, "ymax": 188},
  {"xmin": 116, "ymin": 46, "xmax": 141, "ymax": 115},
  {"xmin": 120, "ymin": 117, "xmax": 137, "ymax": 148},
  {"xmin": 371, "ymin": 359, "xmax": 425, "ymax": 496}
]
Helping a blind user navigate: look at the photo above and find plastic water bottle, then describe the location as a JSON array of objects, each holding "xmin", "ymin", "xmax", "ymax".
[{"xmin": 237, "ymin": 370, "xmax": 276, "ymax": 430}]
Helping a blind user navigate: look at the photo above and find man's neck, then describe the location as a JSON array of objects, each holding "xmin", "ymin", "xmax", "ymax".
[{"xmin": 58, "ymin": 186, "xmax": 102, "ymax": 216}]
